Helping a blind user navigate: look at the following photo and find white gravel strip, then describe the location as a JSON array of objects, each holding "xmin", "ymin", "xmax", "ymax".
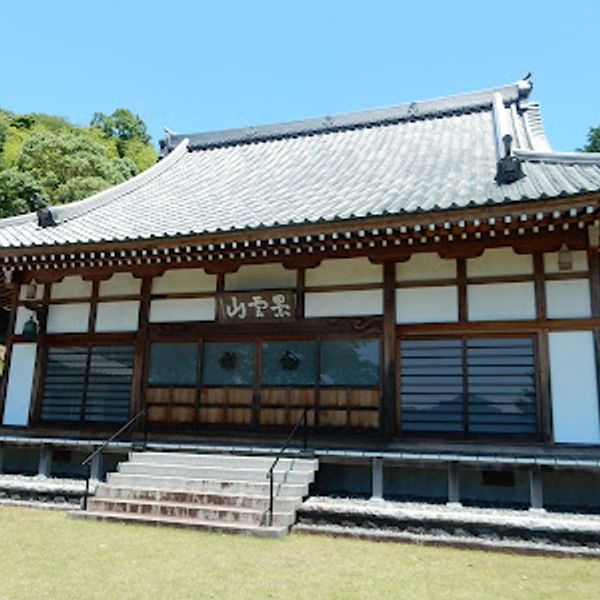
[
  {"xmin": 294, "ymin": 523, "xmax": 600, "ymax": 557},
  {"xmin": 302, "ymin": 497, "xmax": 600, "ymax": 533},
  {"xmin": 0, "ymin": 474, "xmax": 88, "ymax": 493},
  {"xmin": 0, "ymin": 498, "xmax": 79, "ymax": 511}
]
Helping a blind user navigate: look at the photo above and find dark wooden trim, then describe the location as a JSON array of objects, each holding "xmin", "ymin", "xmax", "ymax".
[
  {"xmin": 457, "ymin": 258, "xmax": 467, "ymax": 323},
  {"xmin": 252, "ymin": 340, "xmax": 262, "ymax": 428},
  {"xmin": 130, "ymin": 276, "xmax": 152, "ymax": 420},
  {"xmin": 195, "ymin": 338, "xmax": 204, "ymax": 429},
  {"xmin": 382, "ymin": 262, "xmax": 396, "ymax": 439},
  {"xmin": 588, "ymin": 249, "xmax": 600, "ymax": 434},
  {"xmin": 396, "ymin": 278, "xmax": 457, "ymax": 289},
  {"xmin": 305, "ymin": 282, "xmax": 382, "ymax": 293},
  {"xmin": 149, "ymin": 316, "xmax": 383, "ymax": 339},
  {"xmin": 150, "ymin": 291, "xmax": 215, "ymax": 301},
  {"xmin": 589, "ymin": 250, "xmax": 600, "ymax": 318},
  {"xmin": 29, "ymin": 284, "xmax": 51, "ymax": 424},
  {"xmin": 397, "ymin": 317, "xmax": 600, "ymax": 335},
  {"xmin": 0, "ymin": 284, "xmax": 20, "ymax": 420},
  {"xmin": 532, "ymin": 252, "xmax": 551, "ymax": 443},
  {"xmin": 296, "ymin": 269, "xmax": 305, "ymax": 320},
  {"xmin": 216, "ymin": 273, "xmax": 225, "ymax": 294},
  {"xmin": 34, "ymin": 294, "xmax": 141, "ymax": 306},
  {"xmin": 544, "ymin": 271, "xmax": 592, "ymax": 281},
  {"xmin": 88, "ymin": 280, "xmax": 99, "ymax": 334},
  {"xmin": 461, "ymin": 337, "xmax": 469, "ymax": 436},
  {"xmin": 28, "ymin": 332, "xmax": 136, "ymax": 345},
  {"xmin": 533, "ymin": 253, "xmax": 547, "ymax": 321},
  {"xmin": 466, "ymin": 274, "xmax": 534, "ymax": 285},
  {"xmin": 536, "ymin": 329, "xmax": 553, "ymax": 444}
]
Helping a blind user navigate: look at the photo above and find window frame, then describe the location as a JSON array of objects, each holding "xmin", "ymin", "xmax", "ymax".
[{"xmin": 398, "ymin": 333, "xmax": 540, "ymax": 439}]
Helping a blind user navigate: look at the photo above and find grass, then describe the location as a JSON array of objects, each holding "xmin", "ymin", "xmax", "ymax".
[{"xmin": 0, "ymin": 506, "xmax": 599, "ymax": 599}]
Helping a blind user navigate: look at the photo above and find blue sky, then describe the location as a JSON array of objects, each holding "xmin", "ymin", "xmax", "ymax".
[{"xmin": 2, "ymin": 1, "xmax": 599, "ymax": 151}]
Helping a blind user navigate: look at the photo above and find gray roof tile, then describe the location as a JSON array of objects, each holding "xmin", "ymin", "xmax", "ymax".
[{"xmin": 1, "ymin": 78, "xmax": 599, "ymax": 250}]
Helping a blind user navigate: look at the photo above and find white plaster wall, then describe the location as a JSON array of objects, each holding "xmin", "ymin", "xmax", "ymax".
[
  {"xmin": 225, "ymin": 263, "xmax": 296, "ymax": 291},
  {"xmin": 149, "ymin": 298, "xmax": 215, "ymax": 322},
  {"xmin": 99, "ymin": 273, "xmax": 141, "ymax": 297},
  {"xmin": 306, "ymin": 258, "xmax": 382, "ymax": 286},
  {"xmin": 544, "ymin": 250, "xmax": 588, "ymax": 274},
  {"xmin": 152, "ymin": 269, "xmax": 216, "ymax": 294},
  {"xmin": 14, "ymin": 307, "xmax": 36, "ymax": 335},
  {"xmin": 95, "ymin": 301, "xmax": 140, "ymax": 332},
  {"xmin": 51, "ymin": 276, "xmax": 92, "ymax": 299},
  {"xmin": 304, "ymin": 290, "xmax": 383, "ymax": 317},
  {"xmin": 396, "ymin": 286, "xmax": 458, "ymax": 323},
  {"xmin": 546, "ymin": 280, "xmax": 591, "ymax": 319},
  {"xmin": 396, "ymin": 253, "xmax": 456, "ymax": 282},
  {"xmin": 468, "ymin": 282, "xmax": 536, "ymax": 321},
  {"xmin": 549, "ymin": 331, "xmax": 600, "ymax": 444},
  {"xmin": 467, "ymin": 248, "xmax": 533, "ymax": 277},
  {"xmin": 47, "ymin": 303, "xmax": 90, "ymax": 333},
  {"xmin": 2, "ymin": 343, "xmax": 36, "ymax": 426}
]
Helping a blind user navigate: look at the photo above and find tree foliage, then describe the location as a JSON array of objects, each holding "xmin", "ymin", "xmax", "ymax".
[
  {"xmin": 0, "ymin": 107, "xmax": 156, "ymax": 218},
  {"xmin": 580, "ymin": 125, "xmax": 600, "ymax": 153}
]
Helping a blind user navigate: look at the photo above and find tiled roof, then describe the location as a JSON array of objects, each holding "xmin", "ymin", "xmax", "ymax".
[{"xmin": 1, "ymin": 78, "xmax": 599, "ymax": 250}]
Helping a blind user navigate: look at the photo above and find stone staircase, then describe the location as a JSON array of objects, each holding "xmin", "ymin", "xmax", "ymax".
[{"xmin": 70, "ymin": 451, "xmax": 318, "ymax": 537}]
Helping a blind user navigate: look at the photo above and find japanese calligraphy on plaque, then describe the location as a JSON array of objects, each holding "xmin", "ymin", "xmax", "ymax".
[{"xmin": 216, "ymin": 291, "xmax": 296, "ymax": 323}]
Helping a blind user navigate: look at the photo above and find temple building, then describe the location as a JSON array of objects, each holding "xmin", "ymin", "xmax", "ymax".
[{"xmin": 1, "ymin": 77, "xmax": 600, "ymax": 515}]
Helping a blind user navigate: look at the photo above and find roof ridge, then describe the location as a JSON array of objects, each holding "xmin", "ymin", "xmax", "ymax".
[
  {"xmin": 164, "ymin": 79, "xmax": 532, "ymax": 152},
  {"xmin": 0, "ymin": 139, "xmax": 190, "ymax": 231},
  {"xmin": 514, "ymin": 148, "xmax": 600, "ymax": 165}
]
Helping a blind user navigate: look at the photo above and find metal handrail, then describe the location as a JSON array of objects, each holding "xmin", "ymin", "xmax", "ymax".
[
  {"xmin": 81, "ymin": 408, "xmax": 147, "ymax": 510},
  {"xmin": 266, "ymin": 406, "xmax": 310, "ymax": 526}
]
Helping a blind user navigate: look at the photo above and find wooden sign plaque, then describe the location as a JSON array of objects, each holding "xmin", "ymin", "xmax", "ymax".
[{"xmin": 216, "ymin": 290, "xmax": 296, "ymax": 324}]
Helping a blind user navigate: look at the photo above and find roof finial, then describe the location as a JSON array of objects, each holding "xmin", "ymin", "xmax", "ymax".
[{"xmin": 27, "ymin": 193, "xmax": 58, "ymax": 228}]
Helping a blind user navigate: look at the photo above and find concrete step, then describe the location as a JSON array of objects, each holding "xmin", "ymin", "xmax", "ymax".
[
  {"xmin": 87, "ymin": 497, "xmax": 295, "ymax": 527},
  {"xmin": 119, "ymin": 462, "xmax": 315, "ymax": 484},
  {"xmin": 71, "ymin": 509, "xmax": 289, "ymax": 537},
  {"xmin": 106, "ymin": 473, "xmax": 309, "ymax": 497},
  {"xmin": 130, "ymin": 452, "xmax": 318, "ymax": 471},
  {"xmin": 94, "ymin": 484, "xmax": 303, "ymax": 512}
]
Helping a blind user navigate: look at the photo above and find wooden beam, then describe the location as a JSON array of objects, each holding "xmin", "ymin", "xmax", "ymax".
[
  {"xmin": 382, "ymin": 262, "xmax": 397, "ymax": 439},
  {"xmin": 29, "ymin": 283, "xmax": 51, "ymax": 425},
  {"xmin": 130, "ymin": 276, "xmax": 153, "ymax": 423},
  {"xmin": 0, "ymin": 284, "xmax": 20, "ymax": 421}
]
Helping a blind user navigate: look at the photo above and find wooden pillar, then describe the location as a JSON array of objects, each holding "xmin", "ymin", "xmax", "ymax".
[
  {"xmin": 529, "ymin": 465, "xmax": 544, "ymax": 511},
  {"xmin": 447, "ymin": 461, "xmax": 461, "ymax": 506},
  {"xmin": 533, "ymin": 253, "xmax": 552, "ymax": 443},
  {"xmin": 382, "ymin": 262, "xmax": 397, "ymax": 438},
  {"xmin": 29, "ymin": 283, "xmax": 51, "ymax": 425},
  {"xmin": 588, "ymin": 248, "xmax": 600, "ymax": 435},
  {"xmin": 371, "ymin": 457, "xmax": 384, "ymax": 500},
  {"xmin": 0, "ymin": 283, "xmax": 20, "ymax": 421},
  {"xmin": 0, "ymin": 445, "xmax": 4, "ymax": 474},
  {"xmin": 130, "ymin": 276, "xmax": 152, "ymax": 426},
  {"xmin": 457, "ymin": 258, "xmax": 467, "ymax": 323}
]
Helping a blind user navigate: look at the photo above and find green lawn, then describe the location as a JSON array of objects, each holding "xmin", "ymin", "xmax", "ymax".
[{"xmin": 0, "ymin": 506, "xmax": 598, "ymax": 600}]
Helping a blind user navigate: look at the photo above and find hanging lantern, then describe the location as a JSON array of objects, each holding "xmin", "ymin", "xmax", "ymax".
[
  {"xmin": 558, "ymin": 243, "xmax": 573, "ymax": 271},
  {"xmin": 22, "ymin": 316, "xmax": 38, "ymax": 341}
]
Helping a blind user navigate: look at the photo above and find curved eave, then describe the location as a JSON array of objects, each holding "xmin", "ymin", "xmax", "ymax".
[
  {"xmin": 1, "ymin": 190, "xmax": 599, "ymax": 261},
  {"xmin": 0, "ymin": 139, "xmax": 190, "ymax": 230}
]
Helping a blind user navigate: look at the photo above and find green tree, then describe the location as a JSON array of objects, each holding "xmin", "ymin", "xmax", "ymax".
[
  {"xmin": 90, "ymin": 108, "xmax": 154, "ymax": 169},
  {"xmin": 579, "ymin": 125, "xmax": 600, "ymax": 152},
  {"xmin": 0, "ymin": 168, "xmax": 40, "ymax": 218},
  {"xmin": 8, "ymin": 131, "xmax": 137, "ymax": 208},
  {"xmin": 0, "ymin": 106, "xmax": 156, "ymax": 217}
]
